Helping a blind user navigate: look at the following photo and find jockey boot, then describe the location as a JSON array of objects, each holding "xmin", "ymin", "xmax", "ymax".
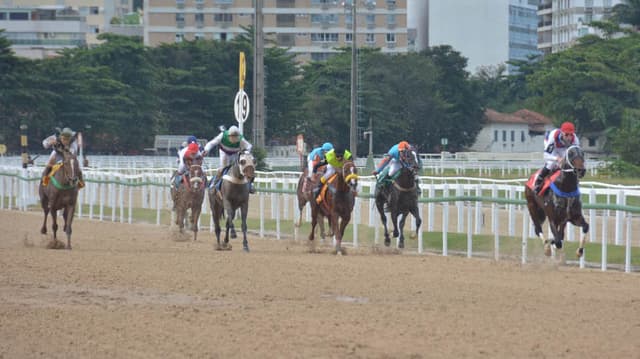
[
  {"xmin": 534, "ymin": 167, "xmax": 551, "ymax": 194},
  {"xmin": 169, "ymin": 170, "xmax": 178, "ymax": 189},
  {"xmin": 42, "ymin": 165, "xmax": 52, "ymax": 186},
  {"xmin": 77, "ymin": 171, "xmax": 85, "ymax": 189}
]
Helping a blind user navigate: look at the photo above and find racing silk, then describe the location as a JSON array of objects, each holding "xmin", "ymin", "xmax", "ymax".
[
  {"xmin": 204, "ymin": 130, "xmax": 253, "ymax": 155},
  {"xmin": 544, "ymin": 128, "xmax": 580, "ymax": 165},
  {"xmin": 375, "ymin": 144, "xmax": 402, "ymax": 173},
  {"xmin": 307, "ymin": 147, "xmax": 326, "ymax": 162},
  {"xmin": 325, "ymin": 149, "xmax": 352, "ymax": 168}
]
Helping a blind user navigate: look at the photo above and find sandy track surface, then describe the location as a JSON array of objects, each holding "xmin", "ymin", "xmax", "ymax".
[{"xmin": 1, "ymin": 209, "xmax": 638, "ymax": 358}]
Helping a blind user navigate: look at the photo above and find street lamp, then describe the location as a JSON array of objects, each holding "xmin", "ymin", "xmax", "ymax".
[{"xmin": 349, "ymin": 1, "xmax": 357, "ymax": 158}]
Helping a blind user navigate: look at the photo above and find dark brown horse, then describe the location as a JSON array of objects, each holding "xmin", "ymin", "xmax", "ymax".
[
  {"xmin": 374, "ymin": 152, "xmax": 422, "ymax": 249},
  {"xmin": 173, "ymin": 156, "xmax": 206, "ymax": 241},
  {"xmin": 308, "ymin": 160, "xmax": 358, "ymax": 255},
  {"xmin": 39, "ymin": 148, "xmax": 81, "ymax": 249},
  {"xmin": 525, "ymin": 145, "xmax": 589, "ymax": 257},
  {"xmin": 295, "ymin": 167, "xmax": 331, "ymax": 239},
  {"xmin": 209, "ymin": 150, "xmax": 256, "ymax": 252}
]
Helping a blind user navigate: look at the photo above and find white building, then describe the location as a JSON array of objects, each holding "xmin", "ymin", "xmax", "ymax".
[
  {"xmin": 538, "ymin": 0, "xmax": 623, "ymax": 55},
  {"xmin": 470, "ymin": 109, "xmax": 553, "ymax": 153}
]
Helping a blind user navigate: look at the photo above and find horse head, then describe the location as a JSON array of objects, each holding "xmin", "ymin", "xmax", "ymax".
[
  {"xmin": 186, "ymin": 156, "xmax": 205, "ymax": 191},
  {"xmin": 562, "ymin": 145, "xmax": 586, "ymax": 179},
  {"xmin": 60, "ymin": 149, "xmax": 80, "ymax": 187},
  {"xmin": 341, "ymin": 160, "xmax": 359, "ymax": 193},
  {"xmin": 237, "ymin": 150, "xmax": 256, "ymax": 180}
]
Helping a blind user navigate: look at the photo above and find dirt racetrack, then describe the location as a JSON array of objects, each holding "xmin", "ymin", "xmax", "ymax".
[{"xmin": 1, "ymin": 209, "xmax": 639, "ymax": 358}]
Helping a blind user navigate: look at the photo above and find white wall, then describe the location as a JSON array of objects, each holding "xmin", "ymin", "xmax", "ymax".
[
  {"xmin": 427, "ymin": 0, "xmax": 510, "ymax": 73},
  {"xmin": 470, "ymin": 123, "xmax": 553, "ymax": 153}
]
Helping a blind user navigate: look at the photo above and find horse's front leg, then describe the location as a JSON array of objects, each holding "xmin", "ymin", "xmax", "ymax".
[
  {"xmin": 64, "ymin": 205, "xmax": 75, "ymax": 249},
  {"xmin": 241, "ymin": 203, "xmax": 249, "ymax": 252},
  {"xmin": 397, "ymin": 212, "xmax": 408, "ymax": 249},
  {"xmin": 571, "ymin": 215, "xmax": 590, "ymax": 258},
  {"xmin": 376, "ymin": 199, "xmax": 390, "ymax": 246},
  {"xmin": 391, "ymin": 210, "xmax": 400, "ymax": 239},
  {"xmin": 224, "ymin": 207, "xmax": 235, "ymax": 247},
  {"xmin": 410, "ymin": 206, "xmax": 422, "ymax": 239},
  {"xmin": 335, "ymin": 214, "xmax": 350, "ymax": 255},
  {"xmin": 41, "ymin": 204, "xmax": 49, "ymax": 235},
  {"xmin": 308, "ymin": 206, "xmax": 318, "ymax": 242},
  {"xmin": 50, "ymin": 209, "xmax": 59, "ymax": 241},
  {"xmin": 191, "ymin": 206, "xmax": 200, "ymax": 241}
]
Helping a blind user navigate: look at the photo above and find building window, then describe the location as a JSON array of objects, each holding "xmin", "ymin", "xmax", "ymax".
[
  {"xmin": 588, "ymin": 137, "xmax": 596, "ymax": 147},
  {"xmin": 385, "ymin": 33, "xmax": 396, "ymax": 43},
  {"xmin": 511, "ymin": 130, "xmax": 515, "ymax": 142},
  {"xmin": 195, "ymin": 13, "xmax": 204, "ymax": 23},
  {"xmin": 175, "ymin": 33, "xmax": 184, "ymax": 43},
  {"xmin": 195, "ymin": 33, "xmax": 205, "ymax": 40},
  {"xmin": 366, "ymin": 33, "xmax": 375, "ymax": 43},
  {"xmin": 494, "ymin": 130, "xmax": 498, "ymax": 142},
  {"xmin": 366, "ymin": 14, "xmax": 375, "ymax": 26},
  {"xmin": 214, "ymin": 13, "xmax": 232, "ymax": 22},
  {"xmin": 9, "ymin": 12, "xmax": 29, "ymax": 20},
  {"xmin": 345, "ymin": 33, "xmax": 352, "ymax": 42},
  {"xmin": 90, "ymin": 6, "xmax": 99, "ymax": 15},
  {"xmin": 502, "ymin": 130, "xmax": 506, "ymax": 142},
  {"xmin": 521, "ymin": 131, "xmax": 525, "ymax": 142}
]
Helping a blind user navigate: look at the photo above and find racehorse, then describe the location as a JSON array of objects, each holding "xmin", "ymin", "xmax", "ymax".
[
  {"xmin": 295, "ymin": 167, "xmax": 331, "ymax": 240},
  {"xmin": 308, "ymin": 160, "xmax": 358, "ymax": 255},
  {"xmin": 173, "ymin": 156, "xmax": 206, "ymax": 241},
  {"xmin": 374, "ymin": 151, "xmax": 422, "ymax": 249},
  {"xmin": 525, "ymin": 145, "xmax": 589, "ymax": 257},
  {"xmin": 208, "ymin": 150, "xmax": 256, "ymax": 252},
  {"xmin": 39, "ymin": 147, "xmax": 81, "ymax": 249}
]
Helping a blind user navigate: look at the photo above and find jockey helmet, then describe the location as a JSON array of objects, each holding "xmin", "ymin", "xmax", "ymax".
[
  {"xmin": 185, "ymin": 142, "xmax": 199, "ymax": 157},
  {"xmin": 60, "ymin": 127, "xmax": 75, "ymax": 138},
  {"xmin": 560, "ymin": 122, "xmax": 575, "ymax": 135},
  {"xmin": 333, "ymin": 146, "xmax": 345, "ymax": 157},
  {"xmin": 186, "ymin": 135, "xmax": 197, "ymax": 144},
  {"xmin": 228, "ymin": 126, "xmax": 240, "ymax": 136},
  {"xmin": 398, "ymin": 141, "xmax": 410, "ymax": 151},
  {"xmin": 321, "ymin": 142, "xmax": 333, "ymax": 152}
]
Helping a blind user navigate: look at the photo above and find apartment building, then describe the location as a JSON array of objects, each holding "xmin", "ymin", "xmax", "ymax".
[
  {"xmin": 144, "ymin": 0, "xmax": 408, "ymax": 62},
  {"xmin": 538, "ymin": 0, "xmax": 622, "ymax": 55},
  {"xmin": 0, "ymin": 0, "xmax": 136, "ymax": 58}
]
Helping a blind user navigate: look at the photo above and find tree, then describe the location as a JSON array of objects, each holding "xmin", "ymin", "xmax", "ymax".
[{"xmin": 612, "ymin": 0, "xmax": 640, "ymax": 32}]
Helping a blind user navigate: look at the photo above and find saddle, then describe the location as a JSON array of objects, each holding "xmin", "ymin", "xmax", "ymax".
[
  {"xmin": 527, "ymin": 169, "xmax": 561, "ymax": 196},
  {"xmin": 315, "ymin": 174, "xmax": 337, "ymax": 208},
  {"xmin": 210, "ymin": 165, "xmax": 232, "ymax": 192}
]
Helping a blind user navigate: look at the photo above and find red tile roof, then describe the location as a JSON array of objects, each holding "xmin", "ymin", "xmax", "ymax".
[{"xmin": 484, "ymin": 108, "xmax": 552, "ymax": 132}]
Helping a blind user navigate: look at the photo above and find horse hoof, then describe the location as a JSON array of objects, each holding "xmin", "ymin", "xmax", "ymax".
[
  {"xmin": 544, "ymin": 243, "xmax": 552, "ymax": 257},
  {"xmin": 243, "ymin": 247, "xmax": 250, "ymax": 253},
  {"xmin": 384, "ymin": 239, "xmax": 391, "ymax": 247},
  {"xmin": 398, "ymin": 241, "xmax": 405, "ymax": 249},
  {"xmin": 576, "ymin": 248, "xmax": 584, "ymax": 258},
  {"xmin": 554, "ymin": 240, "xmax": 563, "ymax": 249}
]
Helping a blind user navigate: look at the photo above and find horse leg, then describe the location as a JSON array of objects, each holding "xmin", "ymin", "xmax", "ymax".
[
  {"xmin": 335, "ymin": 214, "xmax": 350, "ymax": 255},
  {"xmin": 410, "ymin": 206, "xmax": 422, "ymax": 239},
  {"xmin": 224, "ymin": 208, "xmax": 235, "ymax": 248},
  {"xmin": 65, "ymin": 205, "xmax": 74, "ymax": 250},
  {"xmin": 41, "ymin": 202, "xmax": 49, "ymax": 235},
  {"xmin": 213, "ymin": 212, "xmax": 222, "ymax": 250},
  {"xmin": 398, "ymin": 213, "xmax": 408, "ymax": 249},
  {"xmin": 191, "ymin": 207, "xmax": 200, "ymax": 241},
  {"xmin": 50, "ymin": 209, "xmax": 59, "ymax": 241},
  {"xmin": 376, "ymin": 199, "xmax": 391, "ymax": 246},
  {"xmin": 241, "ymin": 203, "xmax": 249, "ymax": 252},
  {"xmin": 308, "ymin": 206, "xmax": 318, "ymax": 242},
  {"xmin": 571, "ymin": 215, "xmax": 590, "ymax": 258},
  {"xmin": 391, "ymin": 211, "xmax": 400, "ymax": 239}
]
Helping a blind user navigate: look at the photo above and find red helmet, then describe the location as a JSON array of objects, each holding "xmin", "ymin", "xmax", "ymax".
[
  {"xmin": 398, "ymin": 141, "xmax": 410, "ymax": 151},
  {"xmin": 560, "ymin": 122, "xmax": 575, "ymax": 134},
  {"xmin": 185, "ymin": 142, "xmax": 199, "ymax": 157}
]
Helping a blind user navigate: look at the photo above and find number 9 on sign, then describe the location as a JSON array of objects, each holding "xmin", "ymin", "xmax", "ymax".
[{"xmin": 234, "ymin": 90, "xmax": 250, "ymax": 123}]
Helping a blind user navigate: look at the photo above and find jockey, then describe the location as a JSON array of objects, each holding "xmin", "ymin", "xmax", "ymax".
[
  {"xmin": 313, "ymin": 145, "xmax": 352, "ymax": 197},
  {"xmin": 307, "ymin": 142, "xmax": 333, "ymax": 179},
  {"xmin": 373, "ymin": 141, "xmax": 420, "ymax": 194},
  {"xmin": 41, "ymin": 127, "xmax": 84, "ymax": 188},
  {"xmin": 176, "ymin": 135, "xmax": 199, "ymax": 170},
  {"xmin": 534, "ymin": 121, "xmax": 580, "ymax": 194},
  {"xmin": 203, "ymin": 125, "xmax": 255, "ymax": 193}
]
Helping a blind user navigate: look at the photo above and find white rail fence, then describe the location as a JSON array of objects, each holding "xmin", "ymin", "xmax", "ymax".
[{"xmin": 1, "ymin": 164, "xmax": 638, "ymax": 273}]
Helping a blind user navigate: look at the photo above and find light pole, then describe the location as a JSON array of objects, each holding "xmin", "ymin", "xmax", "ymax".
[
  {"xmin": 19, "ymin": 124, "xmax": 28, "ymax": 169},
  {"xmin": 349, "ymin": 0, "xmax": 357, "ymax": 158}
]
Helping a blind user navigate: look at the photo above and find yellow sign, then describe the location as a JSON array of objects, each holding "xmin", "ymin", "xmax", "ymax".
[
  {"xmin": 0, "ymin": 144, "xmax": 6, "ymax": 155},
  {"xmin": 239, "ymin": 51, "xmax": 246, "ymax": 90}
]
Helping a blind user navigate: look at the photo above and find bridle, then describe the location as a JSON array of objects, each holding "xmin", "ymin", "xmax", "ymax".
[{"xmin": 561, "ymin": 145, "xmax": 586, "ymax": 178}]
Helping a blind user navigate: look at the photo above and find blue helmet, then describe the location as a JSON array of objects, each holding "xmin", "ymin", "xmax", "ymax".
[
  {"xmin": 187, "ymin": 135, "xmax": 197, "ymax": 144},
  {"xmin": 321, "ymin": 142, "xmax": 333, "ymax": 152}
]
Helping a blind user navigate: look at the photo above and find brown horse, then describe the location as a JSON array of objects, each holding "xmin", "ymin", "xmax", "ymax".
[
  {"xmin": 525, "ymin": 145, "xmax": 589, "ymax": 257},
  {"xmin": 209, "ymin": 150, "xmax": 256, "ymax": 252},
  {"xmin": 172, "ymin": 156, "xmax": 206, "ymax": 241},
  {"xmin": 308, "ymin": 160, "xmax": 358, "ymax": 255},
  {"xmin": 295, "ymin": 167, "xmax": 332, "ymax": 239},
  {"xmin": 374, "ymin": 152, "xmax": 422, "ymax": 249},
  {"xmin": 39, "ymin": 148, "xmax": 81, "ymax": 249}
]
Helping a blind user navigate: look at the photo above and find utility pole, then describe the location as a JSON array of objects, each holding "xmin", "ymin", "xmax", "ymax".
[
  {"xmin": 349, "ymin": 2, "xmax": 357, "ymax": 158},
  {"xmin": 253, "ymin": 0, "xmax": 265, "ymax": 147}
]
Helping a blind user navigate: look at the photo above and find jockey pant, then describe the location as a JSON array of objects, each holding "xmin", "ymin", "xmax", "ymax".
[
  {"xmin": 386, "ymin": 159, "xmax": 403, "ymax": 178},
  {"xmin": 307, "ymin": 159, "xmax": 321, "ymax": 178},
  {"xmin": 321, "ymin": 164, "xmax": 338, "ymax": 183},
  {"xmin": 218, "ymin": 150, "xmax": 240, "ymax": 169}
]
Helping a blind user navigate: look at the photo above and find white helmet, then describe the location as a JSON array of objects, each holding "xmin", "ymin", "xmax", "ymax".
[{"xmin": 228, "ymin": 125, "xmax": 240, "ymax": 136}]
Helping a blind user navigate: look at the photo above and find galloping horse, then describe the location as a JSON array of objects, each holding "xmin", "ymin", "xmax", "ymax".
[
  {"xmin": 525, "ymin": 145, "xmax": 589, "ymax": 257},
  {"xmin": 173, "ymin": 156, "xmax": 206, "ymax": 241},
  {"xmin": 295, "ymin": 167, "xmax": 331, "ymax": 239},
  {"xmin": 209, "ymin": 150, "xmax": 256, "ymax": 252},
  {"xmin": 308, "ymin": 160, "xmax": 358, "ymax": 255},
  {"xmin": 374, "ymin": 151, "xmax": 422, "ymax": 248},
  {"xmin": 39, "ymin": 147, "xmax": 81, "ymax": 249}
]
